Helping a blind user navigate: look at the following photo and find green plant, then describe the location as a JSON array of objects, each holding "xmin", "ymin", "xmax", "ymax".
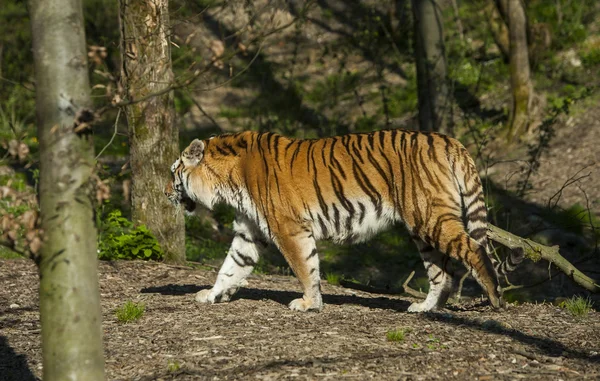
[
  {"xmin": 325, "ymin": 273, "xmax": 341, "ymax": 285},
  {"xmin": 386, "ymin": 328, "xmax": 407, "ymax": 342},
  {"xmin": 581, "ymin": 48, "xmax": 600, "ymax": 67},
  {"xmin": 98, "ymin": 210, "xmax": 163, "ymax": 260},
  {"xmin": 560, "ymin": 296, "xmax": 594, "ymax": 318},
  {"xmin": 115, "ymin": 301, "xmax": 145, "ymax": 323},
  {"xmin": 167, "ymin": 360, "xmax": 181, "ymax": 373}
]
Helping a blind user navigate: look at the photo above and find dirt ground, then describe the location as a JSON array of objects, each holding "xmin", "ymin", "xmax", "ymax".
[{"xmin": 1, "ymin": 259, "xmax": 599, "ymax": 380}]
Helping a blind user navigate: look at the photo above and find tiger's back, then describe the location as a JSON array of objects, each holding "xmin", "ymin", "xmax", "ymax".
[{"xmin": 167, "ymin": 129, "xmax": 506, "ymax": 312}]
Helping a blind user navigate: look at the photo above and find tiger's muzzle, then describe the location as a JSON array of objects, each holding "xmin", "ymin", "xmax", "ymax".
[{"xmin": 164, "ymin": 181, "xmax": 197, "ymax": 213}]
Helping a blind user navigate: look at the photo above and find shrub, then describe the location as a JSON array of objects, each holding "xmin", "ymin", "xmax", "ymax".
[{"xmin": 98, "ymin": 210, "xmax": 163, "ymax": 260}]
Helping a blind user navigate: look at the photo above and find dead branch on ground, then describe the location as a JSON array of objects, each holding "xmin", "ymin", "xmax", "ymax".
[{"xmin": 487, "ymin": 224, "xmax": 599, "ymax": 293}]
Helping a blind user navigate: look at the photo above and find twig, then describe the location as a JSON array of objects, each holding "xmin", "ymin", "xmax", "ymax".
[
  {"xmin": 455, "ymin": 271, "xmax": 470, "ymax": 300},
  {"xmin": 546, "ymin": 164, "xmax": 593, "ymax": 209},
  {"xmin": 402, "ymin": 270, "xmax": 428, "ymax": 299},
  {"xmin": 186, "ymin": 91, "xmax": 223, "ymax": 132},
  {"xmin": 95, "ymin": 108, "xmax": 121, "ymax": 160}
]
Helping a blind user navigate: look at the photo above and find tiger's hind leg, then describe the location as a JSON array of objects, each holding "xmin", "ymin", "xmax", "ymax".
[
  {"xmin": 423, "ymin": 216, "xmax": 503, "ymax": 310},
  {"xmin": 195, "ymin": 216, "xmax": 265, "ymax": 304},
  {"xmin": 408, "ymin": 238, "xmax": 457, "ymax": 312},
  {"xmin": 274, "ymin": 230, "xmax": 323, "ymax": 312}
]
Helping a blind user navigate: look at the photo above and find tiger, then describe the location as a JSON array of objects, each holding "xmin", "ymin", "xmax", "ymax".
[{"xmin": 165, "ymin": 129, "xmax": 520, "ymax": 312}]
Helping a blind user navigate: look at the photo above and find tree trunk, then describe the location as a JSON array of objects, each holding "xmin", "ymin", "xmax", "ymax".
[
  {"xmin": 411, "ymin": 0, "xmax": 452, "ymax": 135},
  {"xmin": 507, "ymin": 0, "xmax": 532, "ymax": 141},
  {"xmin": 486, "ymin": 0, "xmax": 510, "ymax": 60},
  {"xmin": 28, "ymin": 0, "xmax": 105, "ymax": 379},
  {"xmin": 119, "ymin": 0, "xmax": 185, "ymax": 263}
]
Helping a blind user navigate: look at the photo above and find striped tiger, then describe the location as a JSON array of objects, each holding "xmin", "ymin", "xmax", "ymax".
[{"xmin": 165, "ymin": 129, "xmax": 515, "ymax": 312}]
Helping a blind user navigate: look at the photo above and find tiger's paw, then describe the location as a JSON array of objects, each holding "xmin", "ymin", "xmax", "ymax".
[
  {"xmin": 288, "ymin": 297, "xmax": 323, "ymax": 312},
  {"xmin": 195, "ymin": 289, "xmax": 216, "ymax": 304},
  {"xmin": 489, "ymin": 295, "xmax": 506, "ymax": 310},
  {"xmin": 407, "ymin": 301, "xmax": 438, "ymax": 313}
]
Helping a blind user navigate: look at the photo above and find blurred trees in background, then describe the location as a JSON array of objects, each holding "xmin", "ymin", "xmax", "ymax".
[
  {"xmin": 506, "ymin": 0, "xmax": 533, "ymax": 140},
  {"xmin": 28, "ymin": 0, "xmax": 105, "ymax": 378},
  {"xmin": 411, "ymin": 0, "xmax": 451, "ymax": 135}
]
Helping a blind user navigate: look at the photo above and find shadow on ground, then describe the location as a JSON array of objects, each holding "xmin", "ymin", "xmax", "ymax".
[
  {"xmin": 141, "ymin": 284, "xmax": 412, "ymax": 312},
  {"xmin": 0, "ymin": 336, "xmax": 37, "ymax": 381}
]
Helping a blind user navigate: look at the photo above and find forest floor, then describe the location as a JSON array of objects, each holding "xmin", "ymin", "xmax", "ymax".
[{"xmin": 1, "ymin": 259, "xmax": 599, "ymax": 381}]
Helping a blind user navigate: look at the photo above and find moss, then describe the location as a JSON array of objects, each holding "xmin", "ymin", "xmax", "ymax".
[{"xmin": 523, "ymin": 247, "xmax": 542, "ymax": 263}]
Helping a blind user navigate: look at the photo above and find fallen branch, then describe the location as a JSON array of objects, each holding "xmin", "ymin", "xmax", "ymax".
[{"xmin": 487, "ymin": 224, "xmax": 600, "ymax": 293}]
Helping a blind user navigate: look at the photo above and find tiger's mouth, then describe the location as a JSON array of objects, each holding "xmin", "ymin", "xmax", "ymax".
[
  {"xmin": 166, "ymin": 182, "xmax": 197, "ymax": 213},
  {"xmin": 180, "ymin": 193, "xmax": 196, "ymax": 213}
]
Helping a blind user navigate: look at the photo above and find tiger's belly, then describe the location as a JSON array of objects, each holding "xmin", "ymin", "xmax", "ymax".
[{"xmin": 309, "ymin": 201, "xmax": 397, "ymax": 244}]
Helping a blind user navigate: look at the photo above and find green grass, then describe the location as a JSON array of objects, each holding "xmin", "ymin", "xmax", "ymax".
[
  {"xmin": 0, "ymin": 246, "xmax": 23, "ymax": 259},
  {"xmin": 325, "ymin": 273, "xmax": 342, "ymax": 285},
  {"xmin": 386, "ymin": 328, "xmax": 408, "ymax": 342},
  {"xmin": 167, "ymin": 360, "xmax": 181, "ymax": 373},
  {"xmin": 115, "ymin": 301, "xmax": 145, "ymax": 323},
  {"xmin": 560, "ymin": 296, "xmax": 594, "ymax": 318}
]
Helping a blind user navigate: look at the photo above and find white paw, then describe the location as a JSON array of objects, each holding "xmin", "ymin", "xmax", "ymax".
[
  {"xmin": 407, "ymin": 301, "xmax": 437, "ymax": 313},
  {"xmin": 288, "ymin": 297, "xmax": 323, "ymax": 312},
  {"xmin": 195, "ymin": 289, "xmax": 215, "ymax": 304}
]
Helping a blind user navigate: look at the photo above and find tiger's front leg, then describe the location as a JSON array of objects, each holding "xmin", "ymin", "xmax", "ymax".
[{"xmin": 195, "ymin": 217, "xmax": 264, "ymax": 304}]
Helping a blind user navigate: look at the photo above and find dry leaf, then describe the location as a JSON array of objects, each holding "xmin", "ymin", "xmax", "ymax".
[
  {"xmin": 29, "ymin": 236, "xmax": 42, "ymax": 254},
  {"xmin": 17, "ymin": 142, "xmax": 29, "ymax": 161}
]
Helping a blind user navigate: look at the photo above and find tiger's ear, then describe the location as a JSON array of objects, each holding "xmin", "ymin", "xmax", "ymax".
[{"xmin": 183, "ymin": 139, "xmax": 205, "ymax": 166}]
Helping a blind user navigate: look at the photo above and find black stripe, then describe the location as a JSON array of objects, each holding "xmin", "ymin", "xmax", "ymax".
[
  {"xmin": 317, "ymin": 215, "xmax": 329, "ymax": 238},
  {"xmin": 307, "ymin": 248, "xmax": 318, "ymax": 259},
  {"xmin": 236, "ymin": 233, "xmax": 254, "ymax": 244},
  {"xmin": 358, "ymin": 202, "xmax": 366, "ymax": 224},
  {"xmin": 235, "ymin": 250, "xmax": 257, "ymax": 266},
  {"xmin": 215, "ymin": 145, "xmax": 230, "ymax": 156},
  {"xmin": 469, "ymin": 227, "xmax": 487, "ymax": 241},
  {"xmin": 223, "ymin": 142, "xmax": 237, "ymax": 156},
  {"xmin": 462, "ymin": 185, "xmax": 481, "ymax": 198},
  {"xmin": 332, "ymin": 203, "xmax": 341, "ymax": 233},
  {"xmin": 236, "ymin": 139, "xmax": 247, "ymax": 150},
  {"xmin": 468, "ymin": 205, "xmax": 488, "ymax": 218},
  {"xmin": 377, "ymin": 130, "xmax": 385, "ymax": 149}
]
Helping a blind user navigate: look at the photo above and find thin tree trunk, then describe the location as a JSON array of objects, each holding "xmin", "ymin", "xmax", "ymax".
[
  {"xmin": 411, "ymin": 0, "xmax": 452, "ymax": 135},
  {"xmin": 486, "ymin": 0, "xmax": 510, "ymax": 60},
  {"xmin": 28, "ymin": 0, "xmax": 105, "ymax": 379},
  {"xmin": 450, "ymin": 0, "xmax": 465, "ymax": 44},
  {"xmin": 119, "ymin": 0, "xmax": 185, "ymax": 263},
  {"xmin": 507, "ymin": 0, "xmax": 532, "ymax": 141}
]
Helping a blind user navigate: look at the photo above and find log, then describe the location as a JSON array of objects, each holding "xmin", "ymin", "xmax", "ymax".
[{"xmin": 487, "ymin": 224, "xmax": 600, "ymax": 293}]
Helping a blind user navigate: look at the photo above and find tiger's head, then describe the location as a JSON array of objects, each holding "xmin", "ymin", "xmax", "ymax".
[{"xmin": 165, "ymin": 138, "xmax": 210, "ymax": 214}]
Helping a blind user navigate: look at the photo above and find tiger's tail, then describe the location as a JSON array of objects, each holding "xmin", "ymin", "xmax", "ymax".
[{"xmin": 454, "ymin": 148, "xmax": 523, "ymax": 276}]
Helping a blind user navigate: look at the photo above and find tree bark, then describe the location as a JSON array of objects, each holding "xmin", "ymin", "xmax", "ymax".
[
  {"xmin": 119, "ymin": 0, "xmax": 185, "ymax": 263},
  {"xmin": 487, "ymin": 225, "xmax": 599, "ymax": 293},
  {"xmin": 411, "ymin": 0, "xmax": 452, "ymax": 135},
  {"xmin": 507, "ymin": 0, "xmax": 532, "ymax": 141},
  {"xmin": 28, "ymin": 0, "xmax": 105, "ymax": 379}
]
